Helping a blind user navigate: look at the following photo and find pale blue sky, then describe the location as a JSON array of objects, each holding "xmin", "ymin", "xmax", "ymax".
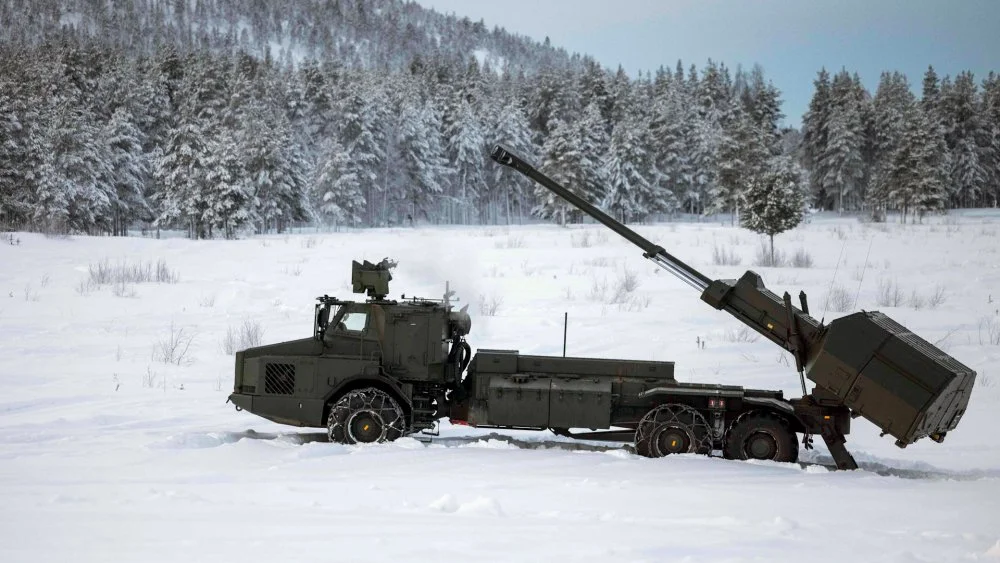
[{"xmin": 415, "ymin": 0, "xmax": 1000, "ymax": 127}]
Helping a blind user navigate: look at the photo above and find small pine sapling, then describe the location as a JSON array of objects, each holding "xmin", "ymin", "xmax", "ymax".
[{"xmin": 740, "ymin": 156, "xmax": 806, "ymax": 265}]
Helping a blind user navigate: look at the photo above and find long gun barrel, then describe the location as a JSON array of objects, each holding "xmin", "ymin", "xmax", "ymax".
[
  {"xmin": 490, "ymin": 146, "xmax": 710, "ymax": 292},
  {"xmin": 491, "ymin": 144, "xmax": 975, "ymax": 454}
]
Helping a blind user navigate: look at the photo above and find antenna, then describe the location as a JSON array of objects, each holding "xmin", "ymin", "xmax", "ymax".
[
  {"xmin": 821, "ymin": 240, "xmax": 847, "ymax": 325},
  {"xmin": 852, "ymin": 237, "xmax": 874, "ymax": 311}
]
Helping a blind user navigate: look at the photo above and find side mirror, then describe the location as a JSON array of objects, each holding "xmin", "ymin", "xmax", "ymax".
[{"xmin": 315, "ymin": 304, "xmax": 331, "ymax": 340}]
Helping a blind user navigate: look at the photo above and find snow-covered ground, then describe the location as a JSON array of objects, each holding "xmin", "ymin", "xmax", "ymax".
[{"xmin": 2, "ymin": 213, "xmax": 999, "ymax": 562}]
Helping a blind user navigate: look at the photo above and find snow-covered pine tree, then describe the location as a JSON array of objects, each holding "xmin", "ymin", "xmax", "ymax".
[
  {"xmin": 821, "ymin": 93, "xmax": 865, "ymax": 214},
  {"xmin": 203, "ymin": 136, "xmax": 249, "ymax": 238},
  {"xmin": 982, "ymin": 72, "xmax": 1000, "ymax": 206},
  {"xmin": 536, "ymin": 105, "xmax": 609, "ymax": 225},
  {"xmin": 313, "ymin": 137, "xmax": 365, "ymax": 228},
  {"xmin": 154, "ymin": 105, "xmax": 211, "ymax": 238},
  {"xmin": 445, "ymin": 97, "xmax": 486, "ymax": 224},
  {"xmin": 488, "ymin": 98, "xmax": 537, "ymax": 224},
  {"xmin": 712, "ymin": 105, "xmax": 770, "ymax": 224},
  {"xmin": 649, "ymin": 89, "xmax": 694, "ymax": 214},
  {"xmin": 101, "ymin": 107, "xmax": 151, "ymax": 236},
  {"xmin": 338, "ymin": 77, "xmax": 387, "ymax": 226},
  {"xmin": 602, "ymin": 116, "xmax": 654, "ymax": 223},
  {"xmin": 878, "ymin": 106, "xmax": 948, "ymax": 222},
  {"xmin": 0, "ymin": 77, "xmax": 41, "ymax": 228},
  {"xmin": 942, "ymin": 72, "xmax": 988, "ymax": 207},
  {"xmin": 36, "ymin": 103, "xmax": 112, "ymax": 234},
  {"xmin": 740, "ymin": 155, "xmax": 806, "ymax": 264},
  {"xmin": 740, "ymin": 64, "xmax": 783, "ymax": 151},
  {"xmin": 801, "ymin": 69, "xmax": 832, "ymax": 206},
  {"xmin": 869, "ymin": 71, "xmax": 916, "ymax": 214},
  {"xmin": 573, "ymin": 102, "xmax": 610, "ymax": 219},
  {"xmin": 240, "ymin": 102, "xmax": 310, "ymax": 234},
  {"xmin": 395, "ymin": 101, "xmax": 449, "ymax": 223}
]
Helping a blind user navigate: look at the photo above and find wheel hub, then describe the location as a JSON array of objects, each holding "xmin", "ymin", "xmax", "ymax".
[
  {"xmin": 746, "ymin": 431, "xmax": 778, "ymax": 459},
  {"xmin": 656, "ymin": 427, "xmax": 691, "ymax": 454},
  {"xmin": 348, "ymin": 411, "xmax": 384, "ymax": 443}
]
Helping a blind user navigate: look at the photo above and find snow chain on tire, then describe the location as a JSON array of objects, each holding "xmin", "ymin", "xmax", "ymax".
[
  {"xmin": 327, "ymin": 387, "xmax": 407, "ymax": 444},
  {"xmin": 634, "ymin": 403, "xmax": 713, "ymax": 458}
]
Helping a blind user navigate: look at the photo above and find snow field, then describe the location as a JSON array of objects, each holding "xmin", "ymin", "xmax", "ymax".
[{"xmin": 1, "ymin": 213, "xmax": 999, "ymax": 562}]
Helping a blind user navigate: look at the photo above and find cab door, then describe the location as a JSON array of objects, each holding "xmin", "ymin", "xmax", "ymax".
[{"xmin": 389, "ymin": 311, "xmax": 430, "ymax": 379}]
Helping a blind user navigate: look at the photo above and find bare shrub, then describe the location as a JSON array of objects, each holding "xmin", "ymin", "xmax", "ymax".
[
  {"xmin": 979, "ymin": 316, "xmax": 1000, "ymax": 346},
  {"xmin": 908, "ymin": 290, "xmax": 925, "ymax": 310},
  {"xmin": 712, "ymin": 244, "xmax": 742, "ymax": 266},
  {"xmin": 725, "ymin": 325, "xmax": 760, "ymax": 343},
  {"xmin": 617, "ymin": 294, "xmax": 652, "ymax": 312},
  {"xmin": 571, "ymin": 231, "xmax": 592, "ymax": 248},
  {"xmin": 284, "ymin": 264, "xmax": 303, "ymax": 277},
  {"xmin": 979, "ymin": 373, "xmax": 995, "ymax": 390},
  {"xmin": 301, "ymin": 236, "xmax": 319, "ymax": 249},
  {"xmin": 585, "ymin": 257, "xmax": 613, "ymax": 268},
  {"xmin": 142, "ymin": 366, "xmax": 158, "ymax": 388},
  {"xmin": 221, "ymin": 319, "xmax": 265, "ymax": 354},
  {"xmin": 154, "ymin": 322, "xmax": 195, "ymax": 365},
  {"xmin": 111, "ymin": 279, "xmax": 137, "ymax": 298},
  {"xmin": 75, "ymin": 279, "xmax": 94, "ymax": 296},
  {"xmin": 89, "ymin": 259, "xmax": 178, "ymax": 286},
  {"xmin": 876, "ymin": 278, "xmax": 904, "ymax": 307},
  {"xmin": 477, "ymin": 294, "xmax": 504, "ymax": 316},
  {"xmin": 606, "ymin": 268, "xmax": 642, "ymax": 304},
  {"xmin": 752, "ymin": 239, "xmax": 786, "ymax": 267},
  {"xmin": 588, "ymin": 276, "xmax": 609, "ymax": 301},
  {"xmin": 495, "ymin": 235, "xmax": 524, "ymax": 249},
  {"xmin": 789, "ymin": 248, "xmax": 814, "ymax": 268},
  {"xmin": 927, "ymin": 285, "xmax": 947, "ymax": 308},
  {"xmin": 198, "ymin": 294, "xmax": 217, "ymax": 308},
  {"xmin": 823, "ymin": 285, "xmax": 853, "ymax": 313},
  {"xmin": 39, "ymin": 273, "xmax": 50, "ymax": 288},
  {"xmin": 23, "ymin": 283, "xmax": 37, "ymax": 301},
  {"xmin": 617, "ymin": 267, "xmax": 640, "ymax": 293},
  {"xmin": 154, "ymin": 259, "xmax": 178, "ymax": 283}
]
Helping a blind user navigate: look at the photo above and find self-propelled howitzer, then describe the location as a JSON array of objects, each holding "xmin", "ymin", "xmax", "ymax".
[{"xmin": 490, "ymin": 144, "xmax": 976, "ymax": 469}]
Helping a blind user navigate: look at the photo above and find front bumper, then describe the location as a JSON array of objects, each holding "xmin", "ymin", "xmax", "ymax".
[{"xmin": 228, "ymin": 392, "xmax": 254, "ymax": 412}]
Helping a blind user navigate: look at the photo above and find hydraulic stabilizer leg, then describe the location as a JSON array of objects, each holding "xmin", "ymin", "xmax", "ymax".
[{"xmin": 820, "ymin": 425, "xmax": 859, "ymax": 470}]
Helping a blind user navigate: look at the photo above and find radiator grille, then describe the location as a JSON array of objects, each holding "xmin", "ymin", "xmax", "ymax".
[{"xmin": 264, "ymin": 363, "xmax": 296, "ymax": 395}]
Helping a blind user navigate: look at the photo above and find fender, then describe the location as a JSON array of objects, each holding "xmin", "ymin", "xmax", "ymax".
[{"xmin": 323, "ymin": 372, "xmax": 414, "ymax": 413}]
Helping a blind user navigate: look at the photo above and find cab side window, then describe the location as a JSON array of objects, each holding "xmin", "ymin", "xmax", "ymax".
[{"xmin": 341, "ymin": 311, "xmax": 368, "ymax": 332}]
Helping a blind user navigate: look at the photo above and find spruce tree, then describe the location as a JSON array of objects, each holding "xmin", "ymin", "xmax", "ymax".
[
  {"xmin": 101, "ymin": 107, "xmax": 150, "ymax": 236},
  {"xmin": 602, "ymin": 117, "xmax": 654, "ymax": 222},
  {"xmin": 821, "ymin": 97, "xmax": 865, "ymax": 214},
  {"xmin": 313, "ymin": 137, "xmax": 365, "ymax": 227},
  {"xmin": 801, "ymin": 69, "xmax": 832, "ymax": 206},
  {"xmin": 943, "ymin": 72, "xmax": 988, "ymax": 207},
  {"xmin": 713, "ymin": 106, "xmax": 770, "ymax": 223}
]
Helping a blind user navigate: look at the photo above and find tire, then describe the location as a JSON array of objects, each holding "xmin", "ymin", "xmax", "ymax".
[
  {"xmin": 723, "ymin": 411, "xmax": 799, "ymax": 463},
  {"xmin": 634, "ymin": 404, "xmax": 713, "ymax": 458},
  {"xmin": 327, "ymin": 387, "xmax": 407, "ymax": 445}
]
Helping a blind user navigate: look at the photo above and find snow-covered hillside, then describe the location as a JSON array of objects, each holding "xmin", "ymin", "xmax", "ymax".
[{"xmin": 2, "ymin": 214, "xmax": 999, "ymax": 562}]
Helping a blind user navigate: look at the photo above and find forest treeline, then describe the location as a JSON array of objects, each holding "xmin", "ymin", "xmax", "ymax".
[{"xmin": 0, "ymin": 0, "xmax": 998, "ymax": 237}]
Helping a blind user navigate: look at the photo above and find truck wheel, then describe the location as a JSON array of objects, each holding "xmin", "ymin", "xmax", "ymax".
[
  {"xmin": 327, "ymin": 388, "xmax": 407, "ymax": 445},
  {"xmin": 635, "ymin": 404, "xmax": 712, "ymax": 458},
  {"xmin": 723, "ymin": 411, "xmax": 798, "ymax": 463}
]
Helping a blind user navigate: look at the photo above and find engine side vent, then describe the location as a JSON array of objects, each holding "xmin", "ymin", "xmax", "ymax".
[{"xmin": 264, "ymin": 363, "xmax": 296, "ymax": 395}]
